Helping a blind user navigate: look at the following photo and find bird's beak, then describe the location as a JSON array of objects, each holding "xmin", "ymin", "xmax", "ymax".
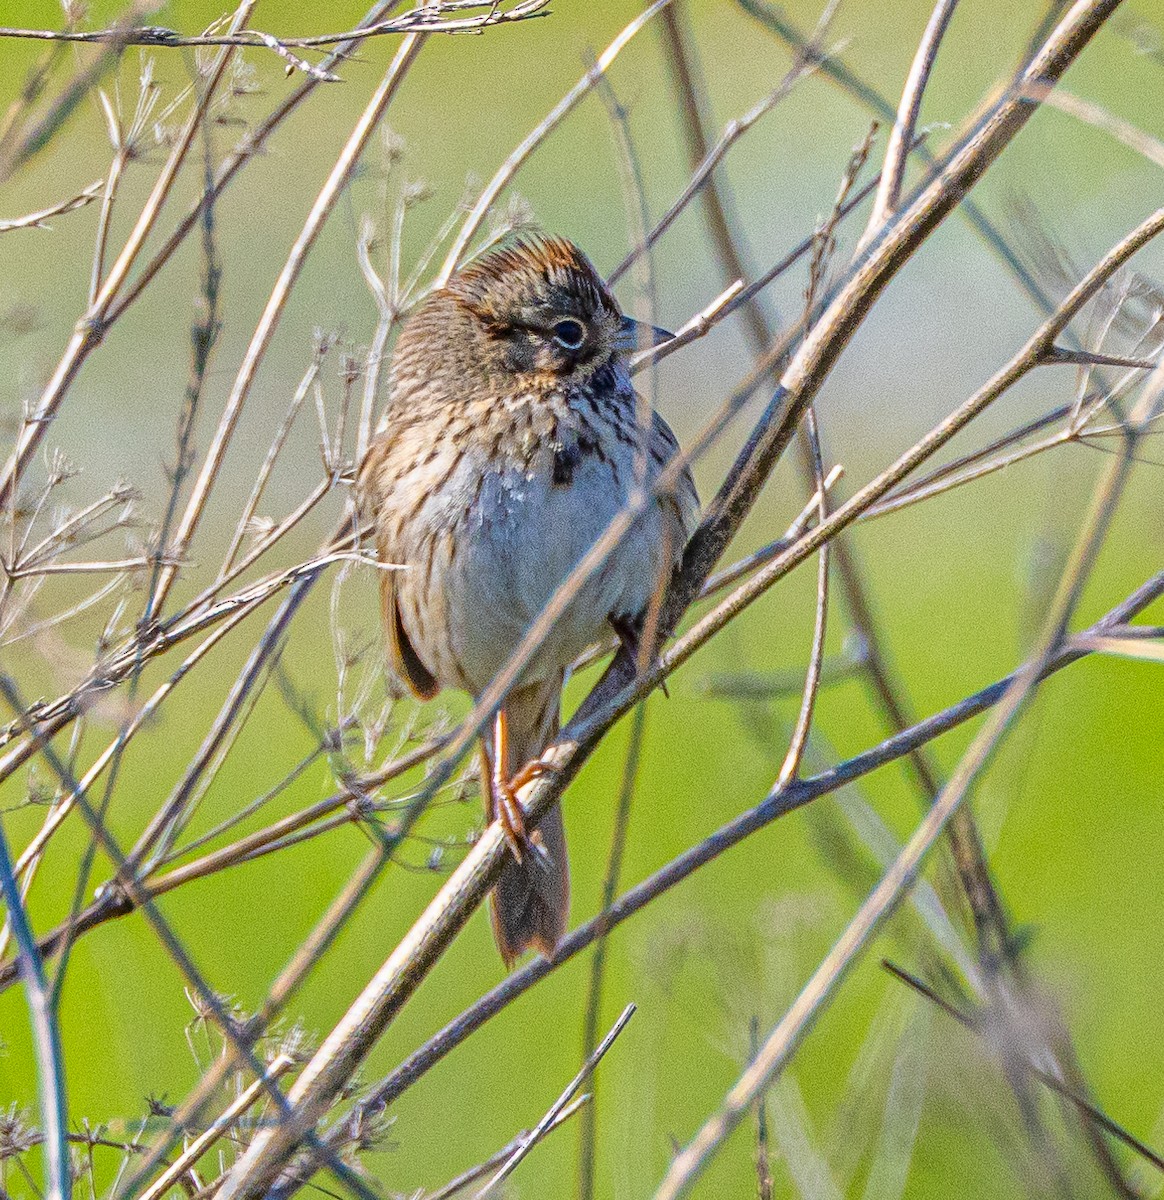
[{"xmin": 615, "ymin": 315, "xmax": 674, "ymax": 354}]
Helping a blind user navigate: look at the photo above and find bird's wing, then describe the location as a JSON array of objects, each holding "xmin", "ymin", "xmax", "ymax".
[
  {"xmin": 379, "ymin": 568, "xmax": 439, "ymax": 700},
  {"xmin": 359, "ymin": 434, "xmax": 440, "ymax": 701},
  {"xmin": 650, "ymin": 408, "xmax": 700, "ymax": 544}
]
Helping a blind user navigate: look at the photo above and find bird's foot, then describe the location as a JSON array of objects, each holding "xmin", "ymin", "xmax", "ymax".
[{"xmin": 495, "ymin": 758, "xmax": 559, "ymax": 864}]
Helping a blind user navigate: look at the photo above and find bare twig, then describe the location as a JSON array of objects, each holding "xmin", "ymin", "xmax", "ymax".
[
  {"xmin": 577, "ymin": 706, "xmax": 647, "ymax": 1200},
  {"xmin": 0, "ymin": 3, "xmax": 549, "ymax": 50},
  {"xmin": 0, "ymin": 2, "xmax": 255, "ymax": 509},
  {"xmin": 775, "ymin": 411, "xmax": 829, "ymax": 788},
  {"xmin": 477, "ymin": 1004, "xmax": 635, "ymax": 1199},
  {"xmin": 137, "ymin": 1055, "xmax": 295, "ymax": 1200},
  {"xmin": 149, "ymin": 32, "xmax": 427, "ymax": 616},
  {"xmin": 861, "ymin": 0, "xmax": 961, "ymax": 244},
  {"xmin": 437, "ymin": 0, "xmax": 676, "ymax": 284},
  {"xmin": 0, "ymin": 179, "xmax": 103, "ymax": 233},
  {"xmin": 220, "ymin": 353, "xmax": 324, "ymax": 579},
  {"xmin": 424, "ymin": 1096, "xmax": 589, "ymax": 1200}
]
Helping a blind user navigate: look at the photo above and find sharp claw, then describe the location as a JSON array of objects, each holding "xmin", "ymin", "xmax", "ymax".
[
  {"xmin": 495, "ymin": 758, "xmax": 561, "ymax": 865},
  {"xmin": 496, "ymin": 784, "xmax": 528, "ymax": 864}
]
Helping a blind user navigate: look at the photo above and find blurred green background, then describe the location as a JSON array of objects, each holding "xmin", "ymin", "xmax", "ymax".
[{"xmin": 1, "ymin": 1, "xmax": 1163, "ymax": 1197}]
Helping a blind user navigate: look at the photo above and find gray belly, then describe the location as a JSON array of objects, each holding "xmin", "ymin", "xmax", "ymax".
[{"xmin": 404, "ymin": 451, "xmax": 670, "ymax": 695}]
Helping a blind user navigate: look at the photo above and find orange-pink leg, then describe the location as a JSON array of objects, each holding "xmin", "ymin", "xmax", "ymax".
[
  {"xmin": 491, "ymin": 710, "xmax": 559, "ymax": 864},
  {"xmin": 492, "ymin": 709, "xmax": 528, "ymax": 863}
]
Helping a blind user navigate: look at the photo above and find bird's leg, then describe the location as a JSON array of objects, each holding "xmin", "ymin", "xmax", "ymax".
[
  {"xmin": 490, "ymin": 709, "xmax": 562, "ymax": 865},
  {"xmin": 492, "ymin": 708, "xmax": 531, "ymax": 864}
]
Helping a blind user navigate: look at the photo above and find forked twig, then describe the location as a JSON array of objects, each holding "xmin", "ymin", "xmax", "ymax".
[
  {"xmin": 0, "ymin": 179, "xmax": 103, "ymax": 233},
  {"xmin": 210, "ymin": 11, "xmax": 1124, "ymax": 1194},
  {"xmin": 477, "ymin": 1004, "xmax": 635, "ymax": 1198}
]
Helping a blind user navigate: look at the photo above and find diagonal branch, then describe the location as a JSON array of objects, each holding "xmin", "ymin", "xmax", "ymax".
[
  {"xmin": 861, "ymin": 0, "xmax": 961, "ymax": 243},
  {"xmin": 278, "ymin": 565, "xmax": 1164, "ymax": 1198},
  {"xmin": 655, "ymin": 371, "xmax": 1146, "ymax": 1196},
  {"xmin": 210, "ymin": 8, "xmax": 1125, "ymax": 1194},
  {"xmin": 0, "ymin": 179, "xmax": 103, "ymax": 233}
]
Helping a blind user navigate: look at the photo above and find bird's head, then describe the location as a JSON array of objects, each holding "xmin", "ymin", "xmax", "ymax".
[{"xmin": 392, "ymin": 237, "xmax": 669, "ymax": 396}]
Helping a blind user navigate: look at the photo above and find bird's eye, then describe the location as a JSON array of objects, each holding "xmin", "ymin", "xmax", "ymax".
[{"xmin": 551, "ymin": 319, "xmax": 586, "ymax": 350}]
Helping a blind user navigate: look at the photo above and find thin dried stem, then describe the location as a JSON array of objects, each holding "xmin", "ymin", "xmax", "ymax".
[
  {"xmin": 0, "ymin": 3, "xmax": 549, "ymax": 50},
  {"xmin": 149, "ymin": 32, "xmax": 426, "ymax": 616},
  {"xmin": 576, "ymin": 706, "xmax": 647, "ymax": 1200},
  {"xmin": 0, "ymin": 1, "xmax": 255, "ymax": 509},
  {"xmin": 138, "ymin": 1055, "xmax": 295, "ymax": 1200},
  {"xmin": 478, "ymin": 1004, "xmax": 635, "ymax": 1199},
  {"xmin": 424, "ymin": 1096, "xmax": 589, "ymax": 1200},
  {"xmin": 437, "ymin": 0, "xmax": 675, "ymax": 285},
  {"xmin": 220, "ymin": 353, "xmax": 324, "ymax": 578},
  {"xmin": 776, "ymin": 410, "xmax": 829, "ymax": 787},
  {"xmin": 0, "ymin": 179, "xmax": 103, "ymax": 233},
  {"xmin": 861, "ymin": 0, "xmax": 961, "ymax": 244}
]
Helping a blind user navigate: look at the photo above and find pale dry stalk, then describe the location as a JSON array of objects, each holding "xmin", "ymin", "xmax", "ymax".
[{"xmin": 213, "ymin": 5, "xmax": 1125, "ymax": 1196}]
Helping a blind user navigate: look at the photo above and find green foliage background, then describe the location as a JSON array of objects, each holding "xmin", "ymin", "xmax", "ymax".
[{"xmin": 1, "ymin": 1, "xmax": 1162, "ymax": 1196}]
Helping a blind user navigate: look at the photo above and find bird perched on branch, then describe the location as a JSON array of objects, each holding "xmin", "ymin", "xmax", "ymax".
[{"xmin": 358, "ymin": 236, "xmax": 698, "ymax": 965}]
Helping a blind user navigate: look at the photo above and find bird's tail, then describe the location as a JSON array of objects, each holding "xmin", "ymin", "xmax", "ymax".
[{"xmin": 482, "ymin": 675, "xmax": 568, "ymax": 967}]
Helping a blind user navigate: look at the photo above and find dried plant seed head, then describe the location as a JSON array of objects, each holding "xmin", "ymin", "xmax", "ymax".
[
  {"xmin": 403, "ymin": 179, "xmax": 433, "ymax": 208},
  {"xmin": 381, "ymin": 125, "xmax": 406, "ymax": 165},
  {"xmin": 490, "ymin": 191, "xmax": 537, "ymax": 241}
]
